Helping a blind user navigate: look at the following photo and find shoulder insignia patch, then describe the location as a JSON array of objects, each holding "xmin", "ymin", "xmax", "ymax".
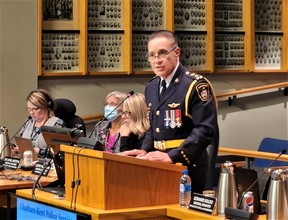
[{"xmin": 196, "ymin": 83, "xmax": 210, "ymax": 101}]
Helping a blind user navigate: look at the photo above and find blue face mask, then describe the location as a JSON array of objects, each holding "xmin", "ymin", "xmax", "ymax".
[{"xmin": 104, "ymin": 105, "xmax": 118, "ymax": 122}]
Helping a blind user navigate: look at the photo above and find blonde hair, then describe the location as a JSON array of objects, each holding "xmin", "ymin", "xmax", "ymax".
[
  {"xmin": 123, "ymin": 93, "xmax": 150, "ymax": 138},
  {"xmin": 26, "ymin": 89, "xmax": 55, "ymax": 118}
]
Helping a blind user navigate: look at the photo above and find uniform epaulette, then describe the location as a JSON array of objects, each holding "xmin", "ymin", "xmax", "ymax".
[
  {"xmin": 184, "ymin": 71, "xmax": 204, "ymax": 81},
  {"xmin": 148, "ymin": 75, "xmax": 159, "ymax": 83}
]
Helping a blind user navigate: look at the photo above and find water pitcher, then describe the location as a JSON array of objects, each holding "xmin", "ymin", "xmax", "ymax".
[
  {"xmin": 0, "ymin": 126, "xmax": 10, "ymax": 158},
  {"xmin": 266, "ymin": 169, "xmax": 288, "ymax": 220},
  {"xmin": 217, "ymin": 161, "xmax": 238, "ymax": 215},
  {"xmin": 284, "ymin": 169, "xmax": 288, "ymax": 208}
]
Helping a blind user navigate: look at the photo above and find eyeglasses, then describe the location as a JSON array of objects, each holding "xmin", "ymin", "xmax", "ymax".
[
  {"xmin": 26, "ymin": 107, "xmax": 40, "ymax": 112},
  {"xmin": 146, "ymin": 46, "xmax": 177, "ymax": 62},
  {"xmin": 120, "ymin": 111, "xmax": 131, "ymax": 117},
  {"xmin": 103, "ymin": 102, "xmax": 119, "ymax": 107}
]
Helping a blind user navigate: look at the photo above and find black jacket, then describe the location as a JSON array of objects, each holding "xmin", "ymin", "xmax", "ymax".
[{"xmin": 142, "ymin": 63, "xmax": 218, "ymax": 167}]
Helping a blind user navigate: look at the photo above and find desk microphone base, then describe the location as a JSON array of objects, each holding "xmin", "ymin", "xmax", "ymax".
[{"xmin": 225, "ymin": 207, "xmax": 259, "ymax": 220}]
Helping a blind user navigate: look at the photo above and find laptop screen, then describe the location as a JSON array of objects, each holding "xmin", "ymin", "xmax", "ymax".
[{"xmin": 14, "ymin": 137, "xmax": 39, "ymax": 161}]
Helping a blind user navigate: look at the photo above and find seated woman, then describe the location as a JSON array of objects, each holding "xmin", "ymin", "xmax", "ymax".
[
  {"xmin": 89, "ymin": 91, "xmax": 127, "ymax": 153},
  {"xmin": 11, "ymin": 89, "xmax": 64, "ymax": 158},
  {"xmin": 119, "ymin": 93, "xmax": 150, "ymax": 152}
]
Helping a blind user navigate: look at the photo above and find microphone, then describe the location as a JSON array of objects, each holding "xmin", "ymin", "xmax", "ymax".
[
  {"xmin": 88, "ymin": 91, "xmax": 134, "ymax": 138},
  {"xmin": 237, "ymin": 148, "xmax": 286, "ymax": 209},
  {"xmin": 70, "ymin": 126, "xmax": 85, "ymax": 138},
  {"xmin": 32, "ymin": 152, "xmax": 53, "ymax": 200},
  {"xmin": 225, "ymin": 149, "xmax": 286, "ymax": 220},
  {"xmin": 0, "ymin": 116, "xmax": 32, "ymax": 160}
]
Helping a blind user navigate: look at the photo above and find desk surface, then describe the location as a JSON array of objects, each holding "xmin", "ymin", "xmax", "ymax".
[
  {"xmin": 0, "ymin": 169, "xmax": 57, "ymax": 191},
  {"xmin": 16, "ymin": 189, "xmax": 267, "ymax": 220}
]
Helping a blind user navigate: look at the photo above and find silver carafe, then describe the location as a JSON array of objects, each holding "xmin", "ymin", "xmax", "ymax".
[
  {"xmin": 267, "ymin": 169, "xmax": 288, "ymax": 220},
  {"xmin": 217, "ymin": 161, "xmax": 238, "ymax": 216},
  {"xmin": 0, "ymin": 126, "xmax": 10, "ymax": 158},
  {"xmin": 284, "ymin": 169, "xmax": 288, "ymax": 208}
]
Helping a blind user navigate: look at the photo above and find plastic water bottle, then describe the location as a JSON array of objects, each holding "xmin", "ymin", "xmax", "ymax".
[{"xmin": 179, "ymin": 169, "xmax": 192, "ymax": 208}]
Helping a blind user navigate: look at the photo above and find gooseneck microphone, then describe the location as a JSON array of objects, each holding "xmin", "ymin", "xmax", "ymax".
[
  {"xmin": 237, "ymin": 148, "xmax": 287, "ymax": 208},
  {"xmin": 0, "ymin": 116, "xmax": 32, "ymax": 160},
  {"xmin": 88, "ymin": 91, "xmax": 134, "ymax": 138},
  {"xmin": 32, "ymin": 151, "xmax": 53, "ymax": 200},
  {"xmin": 225, "ymin": 149, "xmax": 287, "ymax": 219}
]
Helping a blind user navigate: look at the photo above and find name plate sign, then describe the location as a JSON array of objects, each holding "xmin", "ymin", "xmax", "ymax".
[
  {"xmin": 189, "ymin": 193, "xmax": 217, "ymax": 215},
  {"xmin": 32, "ymin": 160, "xmax": 51, "ymax": 177},
  {"xmin": 3, "ymin": 157, "xmax": 21, "ymax": 170}
]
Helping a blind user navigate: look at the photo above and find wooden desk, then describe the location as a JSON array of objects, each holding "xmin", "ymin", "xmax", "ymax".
[
  {"xmin": 61, "ymin": 145, "xmax": 185, "ymax": 210},
  {"xmin": 16, "ymin": 189, "xmax": 267, "ymax": 220},
  {"xmin": 0, "ymin": 169, "xmax": 56, "ymax": 207}
]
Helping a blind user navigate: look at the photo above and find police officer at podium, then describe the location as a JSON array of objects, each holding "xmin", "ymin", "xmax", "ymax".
[{"xmin": 120, "ymin": 30, "xmax": 218, "ymax": 194}]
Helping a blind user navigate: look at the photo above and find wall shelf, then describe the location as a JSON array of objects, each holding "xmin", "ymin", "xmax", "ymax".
[{"xmin": 38, "ymin": 0, "xmax": 288, "ymax": 77}]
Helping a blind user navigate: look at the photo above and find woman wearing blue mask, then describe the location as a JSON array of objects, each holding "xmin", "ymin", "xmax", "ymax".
[{"xmin": 89, "ymin": 91, "xmax": 126, "ymax": 153}]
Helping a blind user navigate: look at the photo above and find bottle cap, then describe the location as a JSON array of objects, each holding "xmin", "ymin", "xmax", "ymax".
[
  {"xmin": 222, "ymin": 161, "xmax": 234, "ymax": 173},
  {"xmin": 182, "ymin": 170, "xmax": 189, "ymax": 175}
]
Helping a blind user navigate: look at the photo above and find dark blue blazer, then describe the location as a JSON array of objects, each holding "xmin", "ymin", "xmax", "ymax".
[{"xmin": 142, "ymin": 63, "xmax": 218, "ymax": 167}]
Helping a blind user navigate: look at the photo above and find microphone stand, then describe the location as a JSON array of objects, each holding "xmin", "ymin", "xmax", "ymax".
[
  {"xmin": 32, "ymin": 151, "xmax": 53, "ymax": 200},
  {"xmin": 0, "ymin": 116, "xmax": 32, "ymax": 162},
  {"xmin": 237, "ymin": 149, "xmax": 286, "ymax": 208},
  {"xmin": 225, "ymin": 149, "xmax": 286, "ymax": 220}
]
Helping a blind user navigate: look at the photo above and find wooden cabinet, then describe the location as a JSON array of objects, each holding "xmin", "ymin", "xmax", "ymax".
[{"xmin": 37, "ymin": 0, "xmax": 288, "ymax": 77}]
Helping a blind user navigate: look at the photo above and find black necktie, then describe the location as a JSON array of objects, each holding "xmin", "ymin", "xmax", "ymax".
[{"xmin": 160, "ymin": 80, "xmax": 166, "ymax": 98}]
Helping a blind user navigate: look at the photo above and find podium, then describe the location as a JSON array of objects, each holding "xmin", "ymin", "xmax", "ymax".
[{"xmin": 61, "ymin": 145, "xmax": 186, "ymax": 210}]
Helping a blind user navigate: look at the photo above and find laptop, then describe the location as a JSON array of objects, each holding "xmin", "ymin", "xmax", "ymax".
[
  {"xmin": 235, "ymin": 167, "xmax": 267, "ymax": 214},
  {"xmin": 14, "ymin": 137, "xmax": 39, "ymax": 162}
]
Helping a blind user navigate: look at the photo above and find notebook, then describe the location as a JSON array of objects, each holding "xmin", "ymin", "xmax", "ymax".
[
  {"xmin": 14, "ymin": 137, "xmax": 39, "ymax": 162},
  {"xmin": 235, "ymin": 167, "xmax": 267, "ymax": 214}
]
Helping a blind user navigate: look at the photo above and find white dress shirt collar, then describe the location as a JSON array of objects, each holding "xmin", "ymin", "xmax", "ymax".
[{"xmin": 160, "ymin": 61, "xmax": 179, "ymax": 88}]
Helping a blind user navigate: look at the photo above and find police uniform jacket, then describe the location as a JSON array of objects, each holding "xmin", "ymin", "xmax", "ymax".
[{"xmin": 142, "ymin": 63, "xmax": 218, "ymax": 168}]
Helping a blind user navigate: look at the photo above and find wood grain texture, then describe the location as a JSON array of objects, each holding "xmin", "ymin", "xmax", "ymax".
[
  {"xmin": 61, "ymin": 145, "xmax": 185, "ymax": 210},
  {"xmin": 16, "ymin": 189, "xmax": 268, "ymax": 220},
  {"xmin": 219, "ymin": 147, "xmax": 288, "ymax": 162}
]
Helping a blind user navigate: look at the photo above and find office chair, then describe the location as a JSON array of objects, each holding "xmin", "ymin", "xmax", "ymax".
[
  {"xmin": 252, "ymin": 137, "xmax": 288, "ymax": 200},
  {"xmin": 252, "ymin": 137, "xmax": 288, "ymax": 167},
  {"xmin": 47, "ymin": 99, "xmax": 86, "ymax": 190},
  {"xmin": 54, "ymin": 98, "xmax": 86, "ymax": 136},
  {"xmin": 204, "ymin": 125, "xmax": 220, "ymax": 190}
]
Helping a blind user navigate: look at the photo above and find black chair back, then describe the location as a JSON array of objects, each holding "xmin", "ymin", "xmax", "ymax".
[{"xmin": 54, "ymin": 98, "xmax": 86, "ymax": 136}]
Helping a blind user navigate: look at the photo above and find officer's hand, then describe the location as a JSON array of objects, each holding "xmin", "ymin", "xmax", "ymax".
[
  {"xmin": 117, "ymin": 149, "xmax": 147, "ymax": 157},
  {"xmin": 142, "ymin": 151, "xmax": 173, "ymax": 163}
]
